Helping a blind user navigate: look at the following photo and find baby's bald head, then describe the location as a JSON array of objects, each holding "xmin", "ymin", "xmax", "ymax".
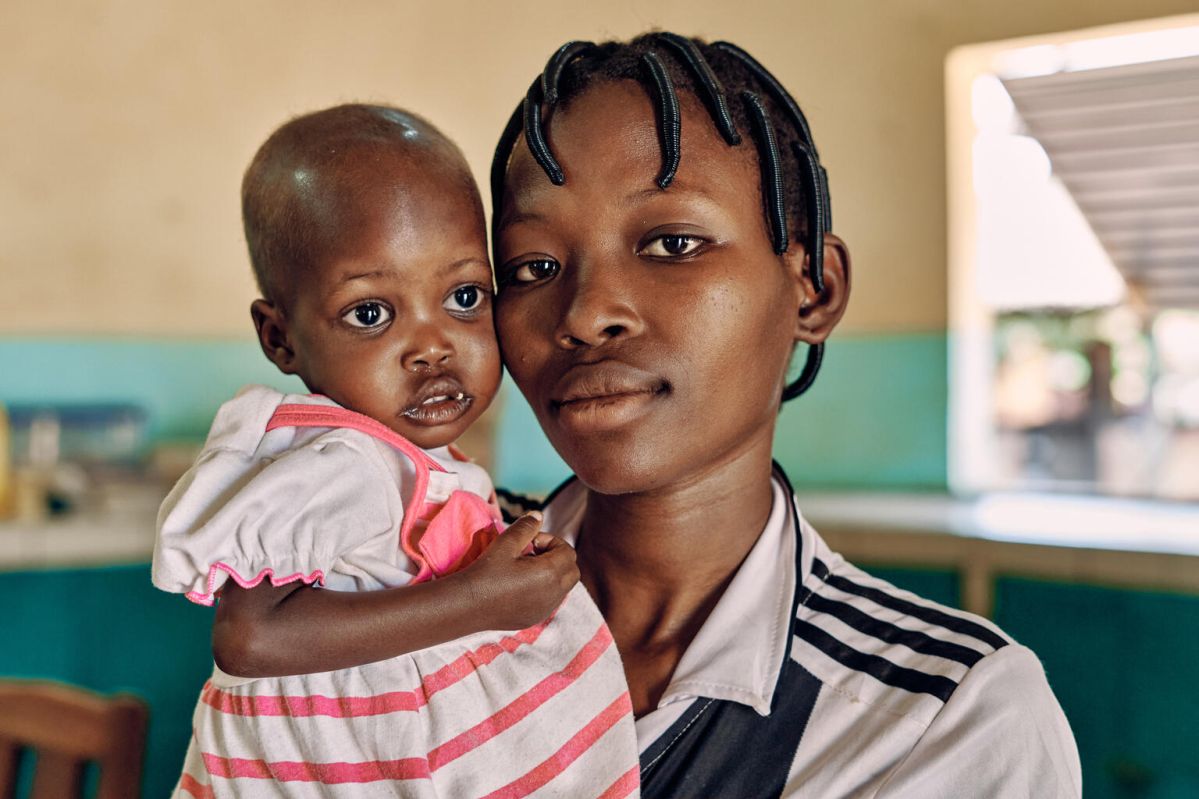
[{"xmin": 242, "ymin": 104, "xmax": 480, "ymax": 306}]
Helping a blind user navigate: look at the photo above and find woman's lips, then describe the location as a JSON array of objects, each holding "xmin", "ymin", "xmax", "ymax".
[
  {"xmin": 550, "ymin": 362, "xmax": 667, "ymax": 432},
  {"xmin": 401, "ymin": 377, "xmax": 473, "ymax": 427}
]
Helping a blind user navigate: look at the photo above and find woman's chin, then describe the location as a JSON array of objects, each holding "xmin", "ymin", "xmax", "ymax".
[{"xmin": 555, "ymin": 440, "xmax": 680, "ymax": 497}]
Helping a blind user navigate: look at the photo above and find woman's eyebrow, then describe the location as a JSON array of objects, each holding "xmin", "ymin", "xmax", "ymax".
[
  {"xmin": 496, "ymin": 209, "xmax": 546, "ymax": 231},
  {"xmin": 624, "ymin": 180, "xmax": 716, "ymax": 203}
]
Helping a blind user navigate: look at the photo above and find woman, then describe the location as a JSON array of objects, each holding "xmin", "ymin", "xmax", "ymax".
[{"xmin": 487, "ymin": 33, "xmax": 1080, "ymax": 798}]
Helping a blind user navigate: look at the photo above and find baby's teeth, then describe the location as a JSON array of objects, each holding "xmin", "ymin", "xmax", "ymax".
[{"xmin": 454, "ymin": 392, "xmax": 464, "ymax": 400}]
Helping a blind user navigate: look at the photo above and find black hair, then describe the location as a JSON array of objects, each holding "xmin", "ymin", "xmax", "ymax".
[
  {"xmin": 491, "ymin": 32, "xmax": 832, "ymax": 401},
  {"xmin": 243, "ymin": 104, "xmax": 476, "ymax": 306}
]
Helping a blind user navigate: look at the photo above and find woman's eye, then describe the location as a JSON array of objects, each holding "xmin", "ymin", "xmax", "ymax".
[
  {"xmin": 342, "ymin": 302, "xmax": 392, "ymax": 329},
  {"xmin": 510, "ymin": 259, "xmax": 561, "ymax": 284},
  {"xmin": 641, "ymin": 234, "xmax": 703, "ymax": 258},
  {"xmin": 445, "ymin": 284, "xmax": 489, "ymax": 312}
]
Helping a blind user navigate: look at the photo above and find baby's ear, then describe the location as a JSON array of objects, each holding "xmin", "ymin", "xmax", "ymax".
[
  {"xmin": 787, "ymin": 234, "xmax": 851, "ymax": 345},
  {"xmin": 250, "ymin": 299, "xmax": 298, "ymax": 374}
]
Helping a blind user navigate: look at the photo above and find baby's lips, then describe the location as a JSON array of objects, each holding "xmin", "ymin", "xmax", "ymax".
[{"xmin": 404, "ymin": 375, "xmax": 469, "ymax": 412}]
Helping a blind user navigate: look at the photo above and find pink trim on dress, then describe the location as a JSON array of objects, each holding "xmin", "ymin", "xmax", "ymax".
[{"xmin": 184, "ymin": 562, "xmax": 325, "ymax": 607}]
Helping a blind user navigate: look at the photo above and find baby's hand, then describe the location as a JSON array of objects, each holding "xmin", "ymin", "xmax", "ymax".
[{"xmin": 463, "ymin": 511, "xmax": 580, "ymax": 630}]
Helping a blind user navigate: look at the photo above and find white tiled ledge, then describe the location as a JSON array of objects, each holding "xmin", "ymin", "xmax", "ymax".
[
  {"xmin": 3, "ymin": 491, "xmax": 1196, "ymax": 608},
  {"xmin": 796, "ymin": 491, "xmax": 1199, "ymax": 557},
  {"xmin": 0, "ymin": 509, "xmax": 158, "ymax": 570},
  {"xmin": 798, "ymin": 492, "xmax": 1199, "ymax": 615}
]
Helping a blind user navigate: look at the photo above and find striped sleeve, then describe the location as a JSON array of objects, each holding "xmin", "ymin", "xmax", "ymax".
[
  {"xmin": 874, "ymin": 645, "xmax": 1082, "ymax": 798},
  {"xmin": 792, "ymin": 553, "xmax": 1012, "ymax": 725}
]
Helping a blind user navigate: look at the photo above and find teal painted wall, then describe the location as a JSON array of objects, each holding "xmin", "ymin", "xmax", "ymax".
[
  {"xmin": 2, "ymin": 332, "xmax": 950, "ymax": 492},
  {"xmin": 0, "ymin": 337, "xmax": 303, "ymax": 443}
]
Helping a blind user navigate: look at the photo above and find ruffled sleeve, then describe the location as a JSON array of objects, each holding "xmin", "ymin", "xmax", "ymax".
[{"xmin": 152, "ymin": 391, "xmax": 404, "ymax": 606}]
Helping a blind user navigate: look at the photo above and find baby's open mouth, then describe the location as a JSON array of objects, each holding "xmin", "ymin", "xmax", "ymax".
[{"xmin": 401, "ymin": 380, "xmax": 473, "ymax": 426}]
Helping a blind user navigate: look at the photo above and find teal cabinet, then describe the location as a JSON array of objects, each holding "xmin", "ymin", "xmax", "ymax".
[{"xmin": 0, "ymin": 565, "xmax": 213, "ymax": 798}]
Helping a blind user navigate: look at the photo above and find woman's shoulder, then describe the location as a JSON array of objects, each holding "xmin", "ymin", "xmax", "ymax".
[
  {"xmin": 794, "ymin": 543, "xmax": 1014, "ymax": 722},
  {"xmin": 788, "ymin": 538, "xmax": 1080, "ymax": 797}
]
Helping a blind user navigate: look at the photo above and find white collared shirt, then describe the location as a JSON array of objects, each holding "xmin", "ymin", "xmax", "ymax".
[{"xmin": 535, "ymin": 471, "xmax": 1082, "ymax": 798}]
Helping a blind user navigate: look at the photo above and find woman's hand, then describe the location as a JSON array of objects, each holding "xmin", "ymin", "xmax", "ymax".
[{"xmin": 461, "ymin": 512, "xmax": 580, "ymax": 631}]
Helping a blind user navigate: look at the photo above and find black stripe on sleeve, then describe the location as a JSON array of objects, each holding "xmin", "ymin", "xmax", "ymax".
[
  {"xmin": 793, "ymin": 618, "xmax": 959, "ymax": 702},
  {"xmin": 798, "ymin": 586, "xmax": 985, "ymax": 667},
  {"xmin": 811, "ymin": 558, "xmax": 1010, "ymax": 652}
]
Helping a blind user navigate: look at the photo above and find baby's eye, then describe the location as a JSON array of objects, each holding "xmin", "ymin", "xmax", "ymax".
[
  {"xmin": 445, "ymin": 284, "xmax": 489, "ymax": 312},
  {"xmin": 509, "ymin": 259, "xmax": 561, "ymax": 284},
  {"xmin": 342, "ymin": 302, "xmax": 392, "ymax": 329},
  {"xmin": 640, "ymin": 234, "xmax": 703, "ymax": 258}
]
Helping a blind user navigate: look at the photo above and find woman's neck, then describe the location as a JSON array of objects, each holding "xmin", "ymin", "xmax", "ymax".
[
  {"xmin": 575, "ymin": 445, "xmax": 776, "ymax": 645},
  {"xmin": 573, "ymin": 443, "xmax": 777, "ymax": 715}
]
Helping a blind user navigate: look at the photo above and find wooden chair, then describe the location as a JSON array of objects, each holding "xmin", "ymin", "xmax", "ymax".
[{"xmin": 0, "ymin": 680, "xmax": 148, "ymax": 799}]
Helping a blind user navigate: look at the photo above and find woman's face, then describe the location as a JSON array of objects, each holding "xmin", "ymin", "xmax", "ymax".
[{"xmin": 494, "ymin": 80, "xmax": 808, "ymax": 495}]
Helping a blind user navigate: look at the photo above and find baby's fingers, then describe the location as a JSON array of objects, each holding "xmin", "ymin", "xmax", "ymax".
[
  {"xmin": 530, "ymin": 532, "xmax": 567, "ymax": 554},
  {"xmin": 496, "ymin": 511, "xmax": 543, "ymax": 553}
]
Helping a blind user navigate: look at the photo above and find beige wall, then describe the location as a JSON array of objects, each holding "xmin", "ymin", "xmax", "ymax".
[{"xmin": 4, "ymin": 0, "xmax": 1196, "ymax": 337}]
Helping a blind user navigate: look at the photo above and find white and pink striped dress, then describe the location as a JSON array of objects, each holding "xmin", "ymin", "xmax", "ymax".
[{"xmin": 153, "ymin": 386, "xmax": 639, "ymax": 798}]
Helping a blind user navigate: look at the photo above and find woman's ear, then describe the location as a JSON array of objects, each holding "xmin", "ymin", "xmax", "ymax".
[
  {"xmin": 250, "ymin": 299, "xmax": 298, "ymax": 374},
  {"xmin": 786, "ymin": 233, "xmax": 851, "ymax": 345}
]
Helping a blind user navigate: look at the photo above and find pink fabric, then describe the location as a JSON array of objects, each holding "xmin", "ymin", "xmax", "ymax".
[
  {"xmin": 426, "ymin": 622, "xmax": 614, "ymax": 770},
  {"xmin": 201, "ymin": 752, "xmax": 432, "ymax": 782},
  {"xmin": 184, "ymin": 563, "xmax": 325, "ymax": 607},
  {"xmin": 415, "ymin": 490, "xmax": 502, "ymax": 581},
  {"xmin": 198, "ymin": 621, "xmax": 549, "ymax": 718},
  {"xmin": 478, "ymin": 693, "xmax": 635, "ymax": 799},
  {"xmin": 194, "ymin": 622, "xmax": 617, "ymax": 788},
  {"xmin": 267, "ymin": 402, "xmax": 504, "ymax": 585},
  {"xmin": 178, "ymin": 773, "xmax": 215, "ymax": 799}
]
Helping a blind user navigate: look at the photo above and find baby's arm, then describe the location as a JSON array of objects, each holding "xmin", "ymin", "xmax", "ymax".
[{"xmin": 212, "ymin": 513, "xmax": 578, "ymax": 677}]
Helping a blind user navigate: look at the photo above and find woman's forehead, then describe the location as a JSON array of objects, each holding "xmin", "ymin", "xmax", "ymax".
[{"xmin": 500, "ymin": 80, "xmax": 760, "ymax": 225}]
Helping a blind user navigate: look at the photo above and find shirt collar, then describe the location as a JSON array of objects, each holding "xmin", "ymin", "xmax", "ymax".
[{"xmin": 542, "ymin": 472, "xmax": 798, "ymax": 717}]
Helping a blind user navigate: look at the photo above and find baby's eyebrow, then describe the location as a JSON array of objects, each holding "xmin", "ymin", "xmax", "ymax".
[
  {"xmin": 440, "ymin": 256, "xmax": 491, "ymax": 274},
  {"xmin": 340, "ymin": 269, "xmax": 391, "ymax": 283}
]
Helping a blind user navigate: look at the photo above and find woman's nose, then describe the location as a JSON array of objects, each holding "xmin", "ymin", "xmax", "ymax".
[
  {"xmin": 555, "ymin": 264, "xmax": 645, "ymax": 349},
  {"xmin": 401, "ymin": 323, "xmax": 454, "ymax": 372}
]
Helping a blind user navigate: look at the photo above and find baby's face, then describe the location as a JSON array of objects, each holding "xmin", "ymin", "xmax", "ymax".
[{"xmin": 283, "ymin": 158, "xmax": 500, "ymax": 449}]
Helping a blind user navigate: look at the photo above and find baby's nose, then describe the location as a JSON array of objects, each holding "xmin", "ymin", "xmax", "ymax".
[{"xmin": 401, "ymin": 328, "xmax": 454, "ymax": 372}]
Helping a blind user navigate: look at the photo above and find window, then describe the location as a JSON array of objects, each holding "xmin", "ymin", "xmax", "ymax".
[{"xmin": 947, "ymin": 15, "xmax": 1199, "ymax": 503}]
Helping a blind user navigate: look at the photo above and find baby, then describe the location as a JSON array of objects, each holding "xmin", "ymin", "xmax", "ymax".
[{"xmin": 153, "ymin": 105, "xmax": 639, "ymax": 798}]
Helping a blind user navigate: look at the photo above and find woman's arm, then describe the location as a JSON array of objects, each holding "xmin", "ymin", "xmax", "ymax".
[{"xmin": 212, "ymin": 514, "xmax": 578, "ymax": 677}]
